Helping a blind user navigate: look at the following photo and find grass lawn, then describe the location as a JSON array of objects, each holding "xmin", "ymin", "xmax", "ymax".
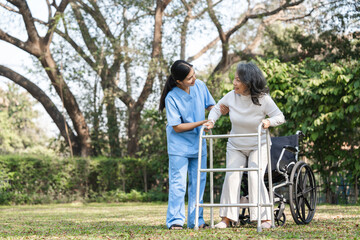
[{"xmin": 0, "ymin": 202, "xmax": 359, "ymax": 239}]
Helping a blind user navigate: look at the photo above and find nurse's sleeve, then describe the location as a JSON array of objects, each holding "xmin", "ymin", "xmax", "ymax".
[
  {"xmin": 202, "ymin": 81, "xmax": 216, "ymax": 108},
  {"xmin": 264, "ymin": 95, "xmax": 285, "ymax": 127},
  {"xmin": 165, "ymin": 97, "xmax": 182, "ymax": 126}
]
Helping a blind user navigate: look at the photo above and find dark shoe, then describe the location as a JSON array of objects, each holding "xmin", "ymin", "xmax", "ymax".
[
  {"xmin": 169, "ymin": 224, "xmax": 183, "ymax": 230},
  {"xmin": 199, "ymin": 223, "xmax": 210, "ymax": 229}
]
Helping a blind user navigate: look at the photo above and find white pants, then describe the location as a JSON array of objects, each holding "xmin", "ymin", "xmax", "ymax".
[{"xmin": 219, "ymin": 144, "xmax": 271, "ymax": 222}]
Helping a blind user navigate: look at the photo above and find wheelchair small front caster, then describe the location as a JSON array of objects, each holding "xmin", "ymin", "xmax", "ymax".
[{"xmin": 274, "ymin": 209, "xmax": 286, "ymax": 227}]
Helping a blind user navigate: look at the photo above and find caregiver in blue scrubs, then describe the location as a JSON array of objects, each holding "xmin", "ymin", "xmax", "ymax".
[{"xmin": 159, "ymin": 60, "xmax": 218, "ymax": 230}]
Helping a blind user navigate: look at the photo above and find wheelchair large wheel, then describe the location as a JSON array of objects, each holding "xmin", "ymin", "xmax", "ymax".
[{"xmin": 289, "ymin": 161, "xmax": 317, "ymax": 224}]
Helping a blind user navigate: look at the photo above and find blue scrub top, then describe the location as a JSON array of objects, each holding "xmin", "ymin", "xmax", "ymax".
[{"xmin": 165, "ymin": 79, "xmax": 215, "ymax": 157}]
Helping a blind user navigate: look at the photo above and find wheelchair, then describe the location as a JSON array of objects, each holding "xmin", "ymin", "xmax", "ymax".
[{"xmin": 238, "ymin": 131, "xmax": 317, "ymax": 227}]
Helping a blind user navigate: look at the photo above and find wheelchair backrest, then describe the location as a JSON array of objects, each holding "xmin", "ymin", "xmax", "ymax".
[{"xmin": 270, "ymin": 134, "xmax": 299, "ymax": 172}]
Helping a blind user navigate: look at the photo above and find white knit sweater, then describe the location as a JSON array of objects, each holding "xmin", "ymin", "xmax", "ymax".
[{"xmin": 208, "ymin": 90, "xmax": 285, "ymax": 150}]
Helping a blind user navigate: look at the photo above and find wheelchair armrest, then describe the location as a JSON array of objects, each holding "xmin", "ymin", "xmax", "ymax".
[{"xmin": 283, "ymin": 145, "xmax": 297, "ymax": 153}]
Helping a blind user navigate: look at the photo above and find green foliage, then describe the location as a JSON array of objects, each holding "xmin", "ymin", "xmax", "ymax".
[
  {"xmin": 0, "ymin": 155, "xmax": 160, "ymax": 205},
  {"xmin": 137, "ymin": 109, "xmax": 169, "ymax": 197},
  {"xmin": 257, "ymin": 57, "xmax": 360, "ymax": 203},
  {"xmin": 0, "ymin": 84, "xmax": 53, "ymax": 155}
]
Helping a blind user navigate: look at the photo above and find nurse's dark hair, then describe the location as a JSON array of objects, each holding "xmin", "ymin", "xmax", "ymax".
[
  {"xmin": 159, "ymin": 60, "xmax": 193, "ymax": 112},
  {"xmin": 236, "ymin": 62, "xmax": 269, "ymax": 106}
]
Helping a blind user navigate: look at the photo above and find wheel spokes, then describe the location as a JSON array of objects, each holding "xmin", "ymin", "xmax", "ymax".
[{"xmin": 304, "ymin": 197, "xmax": 313, "ymax": 211}]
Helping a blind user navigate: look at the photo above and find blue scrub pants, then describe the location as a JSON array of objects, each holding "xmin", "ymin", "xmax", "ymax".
[{"xmin": 166, "ymin": 154, "xmax": 207, "ymax": 229}]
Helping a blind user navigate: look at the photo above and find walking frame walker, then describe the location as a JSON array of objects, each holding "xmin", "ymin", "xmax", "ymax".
[{"xmin": 194, "ymin": 123, "xmax": 275, "ymax": 232}]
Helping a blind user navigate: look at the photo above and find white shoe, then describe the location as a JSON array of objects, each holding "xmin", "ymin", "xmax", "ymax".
[
  {"xmin": 261, "ymin": 221, "xmax": 272, "ymax": 229},
  {"xmin": 214, "ymin": 221, "xmax": 228, "ymax": 229}
]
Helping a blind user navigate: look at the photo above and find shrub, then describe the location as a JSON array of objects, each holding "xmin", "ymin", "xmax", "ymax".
[{"xmin": 0, "ymin": 155, "xmax": 162, "ymax": 205}]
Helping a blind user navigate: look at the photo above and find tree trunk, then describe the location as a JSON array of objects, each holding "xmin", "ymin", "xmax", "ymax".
[
  {"xmin": 127, "ymin": 106, "xmax": 141, "ymax": 156},
  {"xmin": 143, "ymin": 165, "xmax": 148, "ymax": 192},
  {"xmin": 355, "ymin": 175, "xmax": 359, "ymax": 204},
  {"xmin": 39, "ymin": 51, "xmax": 91, "ymax": 157},
  {"xmin": 91, "ymin": 79, "xmax": 102, "ymax": 156},
  {"xmin": 105, "ymin": 94, "xmax": 121, "ymax": 157},
  {"xmin": 124, "ymin": 0, "xmax": 171, "ymax": 156},
  {"xmin": 207, "ymin": 40, "xmax": 229, "ymax": 94}
]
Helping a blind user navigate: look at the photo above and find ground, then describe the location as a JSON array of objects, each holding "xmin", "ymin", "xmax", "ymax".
[{"xmin": 0, "ymin": 202, "xmax": 359, "ymax": 239}]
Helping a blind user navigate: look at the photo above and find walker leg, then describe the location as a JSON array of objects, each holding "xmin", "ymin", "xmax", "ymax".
[{"xmin": 194, "ymin": 133, "xmax": 204, "ymax": 231}]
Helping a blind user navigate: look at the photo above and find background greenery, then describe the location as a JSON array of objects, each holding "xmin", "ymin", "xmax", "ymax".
[
  {"xmin": 0, "ymin": 0, "xmax": 359, "ymax": 205},
  {"xmin": 1, "ymin": 58, "xmax": 359, "ymax": 205}
]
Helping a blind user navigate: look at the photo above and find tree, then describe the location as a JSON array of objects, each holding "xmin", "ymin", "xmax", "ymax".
[
  {"xmin": 0, "ymin": 0, "xmax": 312, "ymax": 157},
  {"xmin": 186, "ymin": 0, "xmax": 314, "ymax": 94},
  {"xmin": 0, "ymin": 0, "xmax": 172, "ymax": 156},
  {"xmin": 0, "ymin": 0, "xmax": 90, "ymax": 157},
  {"xmin": 260, "ymin": 0, "xmax": 360, "ymax": 63}
]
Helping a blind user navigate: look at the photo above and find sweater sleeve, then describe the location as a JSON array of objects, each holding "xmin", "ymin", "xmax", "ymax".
[{"xmin": 263, "ymin": 94, "xmax": 286, "ymax": 127}]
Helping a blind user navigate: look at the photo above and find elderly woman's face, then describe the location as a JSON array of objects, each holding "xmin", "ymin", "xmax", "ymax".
[{"xmin": 233, "ymin": 72, "xmax": 249, "ymax": 95}]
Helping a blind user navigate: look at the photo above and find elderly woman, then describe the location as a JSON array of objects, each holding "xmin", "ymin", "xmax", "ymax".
[{"xmin": 204, "ymin": 62, "xmax": 285, "ymax": 229}]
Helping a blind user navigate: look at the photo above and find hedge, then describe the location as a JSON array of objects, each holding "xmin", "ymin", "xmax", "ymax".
[{"xmin": 0, "ymin": 155, "xmax": 167, "ymax": 205}]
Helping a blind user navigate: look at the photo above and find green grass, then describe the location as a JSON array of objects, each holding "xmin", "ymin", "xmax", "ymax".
[{"xmin": 0, "ymin": 202, "xmax": 359, "ymax": 239}]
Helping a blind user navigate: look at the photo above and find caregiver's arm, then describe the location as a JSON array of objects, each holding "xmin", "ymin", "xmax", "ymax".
[{"xmin": 172, "ymin": 120, "xmax": 209, "ymax": 133}]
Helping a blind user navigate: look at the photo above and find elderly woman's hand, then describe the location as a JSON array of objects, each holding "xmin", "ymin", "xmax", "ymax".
[{"xmin": 262, "ymin": 119, "xmax": 270, "ymax": 129}]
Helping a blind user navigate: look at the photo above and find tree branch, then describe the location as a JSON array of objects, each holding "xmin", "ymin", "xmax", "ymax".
[
  {"xmin": 7, "ymin": 0, "xmax": 40, "ymax": 44},
  {"xmin": 77, "ymin": 0, "xmax": 116, "ymax": 45},
  {"xmin": 54, "ymin": 29, "xmax": 96, "ymax": 69},
  {"xmin": 227, "ymin": 0, "xmax": 305, "ymax": 37},
  {"xmin": 206, "ymin": 0, "xmax": 226, "ymax": 42},
  {"xmin": 0, "ymin": 3, "xmax": 48, "ymax": 25},
  {"xmin": 45, "ymin": 0, "xmax": 52, "ymax": 22},
  {"xmin": 0, "ymin": 28, "xmax": 39, "ymax": 55},
  {"xmin": 186, "ymin": 36, "xmax": 220, "ymax": 62},
  {"xmin": 0, "ymin": 64, "xmax": 78, "ymax": 147},
  {"xmin": 194, "ymin": 0, "xmax": 222, "ymax": 18},
  {"xmin": 275, "ymin": 8, "xmax": 317, "ymax": 22},
  {"xmin": 188, "ymin": 0, "xmax": 308, "ymax": 62},
  {"xmin": 43, "ymin": 0, "xmax": 70, "ymax": 46},
  {"xmin": 70, "ymin": 1, "xmax": 101, "ymax": 61},
  {"xmin": 0, "ymin": 2, "xmax": 18, "ymax": 13}
]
